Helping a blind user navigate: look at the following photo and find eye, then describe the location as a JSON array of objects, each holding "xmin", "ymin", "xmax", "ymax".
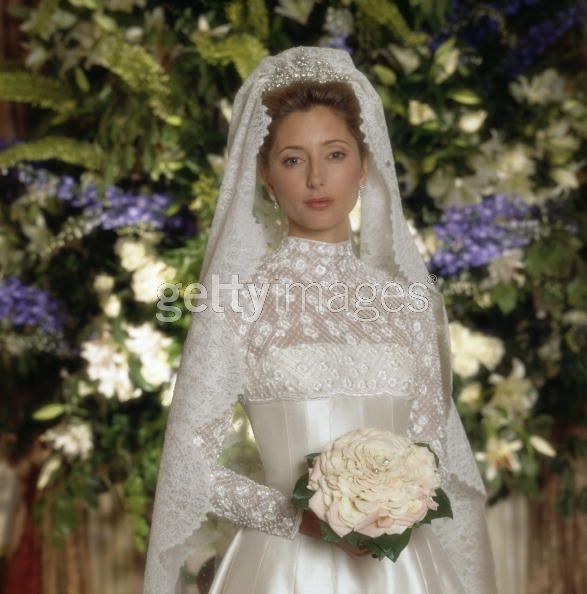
[
  {"xmin": 330, "ymin": 151, "xmax": 346, "ymax": 160},
  {"xmin": 282, "ymin": 156, "xmax": 300, "ymax": 167}
]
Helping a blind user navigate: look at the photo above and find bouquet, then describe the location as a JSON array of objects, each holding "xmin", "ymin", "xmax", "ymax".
[{"xmin": 291, "ymin": 427, "xmax": 452, "ymax": 561}]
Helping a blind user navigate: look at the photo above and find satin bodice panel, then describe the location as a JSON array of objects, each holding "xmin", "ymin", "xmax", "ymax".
[{"xmin": 243, "ymin": 393, "xmax": 414, "ymax": 495}]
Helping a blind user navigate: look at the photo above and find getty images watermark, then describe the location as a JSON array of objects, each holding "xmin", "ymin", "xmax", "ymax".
[{"xmin": 155, "ymin": 274, "xmax": 437, "ymax": 323}]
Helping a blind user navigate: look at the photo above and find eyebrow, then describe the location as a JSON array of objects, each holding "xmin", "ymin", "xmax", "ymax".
[{"xmin": 277, "ymin": 139, "xmax": 351, "ymax": 154}]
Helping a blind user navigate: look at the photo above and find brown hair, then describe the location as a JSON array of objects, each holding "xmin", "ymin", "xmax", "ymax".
[{"xmin": 257, "ymin": 80, "xmax": 368, "ymax": 174}]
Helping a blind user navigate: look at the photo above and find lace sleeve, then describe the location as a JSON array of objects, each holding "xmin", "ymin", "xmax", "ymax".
[
  {"xmin": 406, "ymin": 289, "xmax": 499, "ymax": 594},
  {"xmin": 192, "ymin": 404, "xmax": 303, "ymax": 539},
  {"xmin": 142, "ymin": 289, "xmax": 300, "ymax": 594}
]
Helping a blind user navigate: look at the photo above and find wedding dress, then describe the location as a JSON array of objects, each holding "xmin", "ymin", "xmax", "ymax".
[
  {"xmin": 196, "ymin": 235, "xmax": 495, "ymax": 594},
  {"xmin": 141, "ymin": 46, "xmax": 498, "ymax": 594}
]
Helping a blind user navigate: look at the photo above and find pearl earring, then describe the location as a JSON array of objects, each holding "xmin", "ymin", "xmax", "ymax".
[
  {"xmin": 270, "ymin": 193, "xmax": 279, "ymax": 209},
  {"xmin": 358, "ymin": 183, "xmax": 366, "ymax": 201}
]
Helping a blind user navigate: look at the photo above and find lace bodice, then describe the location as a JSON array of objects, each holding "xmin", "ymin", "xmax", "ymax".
[{"xmin": 193, "ymin": 235, "xmax": 446, "ymax": 541}]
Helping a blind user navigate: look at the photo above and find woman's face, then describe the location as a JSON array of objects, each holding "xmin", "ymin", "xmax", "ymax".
[{"xmin": 259, "ymin": 105, "xmax": 368, "ymax": 242}]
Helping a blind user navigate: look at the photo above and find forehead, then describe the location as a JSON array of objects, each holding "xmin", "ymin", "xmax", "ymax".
[{"xmin": 273, "ymin": 106, "xmax": 352, "ymax": 145}]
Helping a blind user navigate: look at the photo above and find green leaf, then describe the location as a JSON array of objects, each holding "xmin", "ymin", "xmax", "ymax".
[
  {"xmin": 305, "ymin": 452, "xmax": 320, "ymax": 466},
  {"xmin": 91, "ymin": 32, "xmax": 181, "ymax": 125},
  {"xmin": 367, "ymin": 527, "xmax": 412, "ymax": 561},
  {"xmin": 32, "ymin": 403, "xmax": 66, "ymax": 421},
  {"xmin": 425, "ymin": 487, "xmax": 453, "ymax": 521},
  {"xmin": 447, "ymin": 88, "xmax": 482, "ymax": 105},
  {"xmin": 491, "ymin": 282, "xmax": 518, "ymax": 315},
  {"xmin": 194, "ymin": 33, "xmax": 269, "ymax": 80},
  {"xmin": 290, "ymin": 471, "xmax": 314, "ymax": 508},
  {"xmin": 319, "ymin": 520, "xmax": 344, "ymax": 542},
  {"xmin": 373, "ymin": 64, "xmax": 397, "ymax": 86},
  {"xmin": 355, "ymin": 0, "xmax": 428, "ymax": 46},
  {"xmin": 567, "ymin": 275, "xmax": 587, "ymax": 308},
  {"xmin": 414, "ymin": 441, "xmax": 439, "ymax": 467}
]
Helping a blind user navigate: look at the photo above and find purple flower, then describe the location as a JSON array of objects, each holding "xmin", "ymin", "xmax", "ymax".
[
  {"xmin": 0, "ymin": 276, "xmax": 68, "ymax": 334},
  {"xmin": 428, "ymin": 193, "xmax": 537, "ymax": 277}
]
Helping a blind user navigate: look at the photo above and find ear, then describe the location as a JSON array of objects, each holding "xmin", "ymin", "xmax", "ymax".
[
  {"xmin": 360, "ymin": 158, "xmax": 368, "ymax": 186},
  {"xmin": 257, "ymin": 164, "xmax": 273, "ymax": 195}
]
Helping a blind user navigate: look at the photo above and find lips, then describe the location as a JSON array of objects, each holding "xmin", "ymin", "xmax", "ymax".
[{"xmin": 305, "ymin": 197, "xmax": 333, "ymax": 210}]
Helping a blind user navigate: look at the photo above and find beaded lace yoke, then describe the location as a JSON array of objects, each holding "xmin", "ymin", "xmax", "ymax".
[{"xmin": 192, "ymin": 235, "xmax": 446, "ymax": 541}]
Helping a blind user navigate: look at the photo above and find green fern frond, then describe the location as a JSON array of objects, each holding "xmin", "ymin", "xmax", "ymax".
[
  {"xmin": 225, "ymin": 0, "xmax": 268, "ymax": 39},
  {"xmin": 195, "ymin": 33, "xmax": 268, "ymax": 80},
  {"xmin": 354, "ymin": 0, "xmax": 428, "ymax": 46},
  {"xmin": 0, "ymin": 137, "xmax": 103, "ymax": 171},
  {"xmin": 250, "ymin": 0, "xmax": 269, "ymax": 40},
  {"xmin": 0, "ymin": 71, "xmax": 75, "ymax": 111},
  {"xmin": 225, "ymin": 2, "xmax": 244, "ymax": 28},
  {"xmin": 92, "ymin": 33, "xmax": 182, "ymax": 126}
]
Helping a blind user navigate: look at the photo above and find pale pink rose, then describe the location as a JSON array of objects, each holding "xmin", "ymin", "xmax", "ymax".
[{"xmin": 304, "ymin": 428, "xmax": 442, "ymax": 538}]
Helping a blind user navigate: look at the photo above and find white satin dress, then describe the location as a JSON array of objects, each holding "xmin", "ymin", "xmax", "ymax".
[
  {"xmin": 198, "ymin": 235, "xmax": 494, "ymax": 594},
  {"xmin": 209, "ymin": 392, "xmax": 465, "ymax": 594}
]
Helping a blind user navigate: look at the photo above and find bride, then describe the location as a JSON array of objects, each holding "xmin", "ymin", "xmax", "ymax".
[{"xmin": 142, "ymin": 46, "xmax": 499, "ymax": 594}]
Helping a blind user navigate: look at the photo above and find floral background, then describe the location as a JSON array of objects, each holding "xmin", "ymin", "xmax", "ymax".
[{"xmin": 0, "ymin": 0, "xmax": 586, "ymax": 587}]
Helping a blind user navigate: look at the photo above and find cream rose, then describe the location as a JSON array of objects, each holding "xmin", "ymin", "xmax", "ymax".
[{"xmin": 307, "ymin": 428, "xmax": 441, "ymax": 539}]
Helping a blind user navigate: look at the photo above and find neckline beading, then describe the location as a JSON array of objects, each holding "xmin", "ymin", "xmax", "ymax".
[{"xmin": 281, "ymin": 235, "xmax": 354, "ymax": 258}]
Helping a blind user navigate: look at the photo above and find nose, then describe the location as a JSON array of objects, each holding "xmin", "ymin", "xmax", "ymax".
[{"xmin": 307, "ymin": 159, "xmax": 325, "ymax": 189}]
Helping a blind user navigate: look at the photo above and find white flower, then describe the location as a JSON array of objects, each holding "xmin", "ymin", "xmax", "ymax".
[
  {"xmin": 458, "ymin": 110, "xmax": 487, "ymax": 133},
  {"xmin": 509, "ymin": 69, "xmax": 567, "ymax": 105},
  {"xmin": 115, "ymin": 237, "xmax": 150, "ymax": 272},
  {"xmin": 432, "ymin": 42, "xmax": 459, "ymax": 83},
  {"xmin": 388, "ymin": 43, "xmax": 421, "ymax": 74},
  {"xmin": 449, "ymin": 322, "xmax": 505, "ymax": 378},
  {"xmin": 93, "ymin": 274, "xmax": 115, "ymax": 294},
  {"xmin": 494, "ymin": 145, "xmax": 535, "ymax": 192},
  {"xmin": 21, "ymin": 212, "xmax": 51, "ymax": 252},
  {"xmin": 482, "ymin": 249, "xmax": 526, "ymax": 288},
  {"xmin": 408, "ymin": 100, "xmax": 437, "ymax": 125},
  {"xmin": 466, "ymin": 131, "xmax": 537, "ymax": 204},
  {"xmin": 77, "ymin": 380, "xmax": 94, "ymax": 397},
  {"xmin": 562, "ymin": 310, "xmax": 587, "ymax": 326},
  {"xmin": 124, "ymin": 322, "xmax": 173, "ymax": 387},
  {"xmin": 102, "ymin": 294, "xmax": 121, "ymax": 318},
  {"xmin": 536, "ymin": 119, "xmax": 580, "ymax": 158},
  {"xmin": 550, "ymin": 162, "xmax": 584, "ymax": 193},
  {"xmin": 131, "ymin": 259, "xmax": 177, "ymax": 303},
  {"xmin": 484, "ymin": 358, "xmax": 537, "ymax": 422},
  {"xmin": 81, "ymin": 327, "xmax": 141, "ymax": 401},
  {"xmin": 40, "ymin": 420, "xmax": 94, "ymax": 462},
  {"xmin": 274, "ymin": 0, "xmax": 316, "ymax": 25},
  {"xmin": 426, "ymin": 165, "xmax": 485, "ymax": 209},
  {"xmin": 124, "ymin": 26, "xmax": 144, "ymax": 44},
  {"xmin": 475, "ymin": 436, "xmax": 524, "ymax": 481},
  {"xmin": 537, "ymin": 332, "xmax": 562, "ymax": 365},
  {"xmin": 459, "ymin": 381, "xmax": 482, "ymax": 406}
]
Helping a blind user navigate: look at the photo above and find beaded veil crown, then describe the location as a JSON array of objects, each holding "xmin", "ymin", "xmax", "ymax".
[
  {"xmin": 142, "ymin": 46, "xmax": 492, "ymax": 594},
  {"xmin": 261, "ymin": 47, "xmax": 351, "ymax": 92}
]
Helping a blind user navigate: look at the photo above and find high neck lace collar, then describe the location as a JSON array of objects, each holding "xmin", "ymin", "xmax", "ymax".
[
  {"xmin": 268, "ymin": 235, "xmax": 360, "ymax": 281},
  {"xmin": 280, "ymin": 235, "xmax": 355, "ymax": 258}
]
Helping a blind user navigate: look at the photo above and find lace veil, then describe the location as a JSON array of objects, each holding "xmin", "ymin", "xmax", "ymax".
[{"xmin": 142, "ymin": 46, "xmax": 492, "ymax": 594}]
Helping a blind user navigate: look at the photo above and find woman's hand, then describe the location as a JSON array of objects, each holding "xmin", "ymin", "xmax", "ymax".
[{"xmin": 298, "ymin": 509, "xmax": 371, "ymax": 558}]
